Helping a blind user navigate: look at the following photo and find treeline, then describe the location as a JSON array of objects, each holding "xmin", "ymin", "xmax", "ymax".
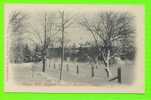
[
  {"xmin": 10, "ymin": 43, "xmax": 135, "ymax": 63},
  {"xmin": 10, "ymin": 44, "xmax": 42, "ymax": 63}
]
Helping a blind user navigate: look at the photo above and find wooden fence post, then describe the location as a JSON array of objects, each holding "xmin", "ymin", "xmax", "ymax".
[
  {"xmin": 109, "ymin": 67, "xmax": 122, "ymax": 84},
  {"xmin": 96, "ymin": 65, "xmax": 98, "ymax": 69},
  {"xmin": 32, "ymin": 65, "xmax": 34, "ymax": 78},
  {"xmin": 76, "ymin": 64, "xmax": 79, "ymax": 74},
  {"xmin": 117, "ymin": 67, "xmax": 121, "ymax": 83},
  {"xmin": 49, "ymin": 63, "xmax": 50, "ymax": 68},
  {"xmin": 91, "ymin": 66, "xmax": 94, "ymax": 77},
  {"xmin": 66, "ymin": 64, "xmax": 69, "ymax": 72},
  {"xmin": 54, "ymin": 63, "xmax": 56, "ymax": 69}
]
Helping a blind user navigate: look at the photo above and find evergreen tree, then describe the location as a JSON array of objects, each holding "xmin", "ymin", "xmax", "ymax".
[
  {"xmin": 23, "ymin": 44, "xmax": 31, "ymax": 62},
  {"xmin": 33, "ymin": 45, "xmax": 42, "ymax": 62}
]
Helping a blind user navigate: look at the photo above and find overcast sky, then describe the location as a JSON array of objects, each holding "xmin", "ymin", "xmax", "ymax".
[
  {"xmin": 6, "ymin": 5, "xmax": 143, "ymax": 47},
  {"xmin": 21, "ymin": 9, "xmax": 95, "ymax": 46}
]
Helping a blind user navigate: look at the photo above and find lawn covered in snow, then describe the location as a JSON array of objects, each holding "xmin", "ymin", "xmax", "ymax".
[{"xmin": 10, "ymin": 59, "xmax": 134, "ymax": 86}]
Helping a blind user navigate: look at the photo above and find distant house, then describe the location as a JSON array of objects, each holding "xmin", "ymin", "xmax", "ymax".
[
  {"xmin": 47, "ymin": 45, "xmax": 97, "ymax": 62},
  {"xmin": 47, "ymin": 47, "xmax": 61, "ymax": 58}
]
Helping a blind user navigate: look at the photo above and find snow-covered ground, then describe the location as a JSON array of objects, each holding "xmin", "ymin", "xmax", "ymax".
[{"xmin": 10, "ymin": 59, "xmax": 134, "ymax": 86}]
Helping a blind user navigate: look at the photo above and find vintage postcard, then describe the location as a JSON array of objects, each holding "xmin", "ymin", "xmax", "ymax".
[{"xmin": 4, "ymin": 4, "xmax": 144, "ymax": 93}]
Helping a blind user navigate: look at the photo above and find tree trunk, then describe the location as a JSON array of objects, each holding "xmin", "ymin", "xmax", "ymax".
[
  {"xmin": 59, "ymin": 11, "xmax": 65, "ymax": 80},
  {"xmin": 42, "ymin": 13, "xmax": 47, "ymax": 73},
  {"xmin": 105, "ymin": 50, "xmax": 112, "ymax": 79},
  {"xmin": 105, "ymin": 67, "xmax": 112, "ymax": 79}
]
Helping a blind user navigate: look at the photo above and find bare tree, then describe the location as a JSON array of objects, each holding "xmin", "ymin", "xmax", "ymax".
[
  {"xmin": 58, "ymin": 11, "xmax": 73, "ymax": 80},
  {"xmin": 28, "ymin": 12, "xmax": 59, "ymax": 72},
  {"xmin": 9, "ymin": 11, "xmax": 28, "ymax": 63},
  {"xmin": 80, "ymin": 12, "xmax": 135, "ymax": 79},
  {"xmin": 41, "ymin": 13, "xmax": 47, "ymax": 72}
]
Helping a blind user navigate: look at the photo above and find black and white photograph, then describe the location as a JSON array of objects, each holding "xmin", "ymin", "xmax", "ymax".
[{"xmin": 5, "ymin": 5, "xmax": 144, "ymax": 93}]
